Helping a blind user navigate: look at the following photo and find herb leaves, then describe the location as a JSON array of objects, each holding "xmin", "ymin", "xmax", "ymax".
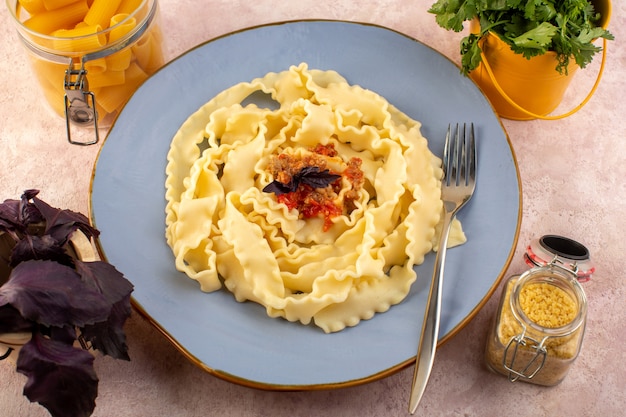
[
  {"xmin": 429, "ymin": 0, "xmax": 614, "ymax": 74},
  {"xmin": 0, "ymin": 190, "xmax": 133, "ymax": 417},
  {"xmin": 263, "ymin": 166, "xmax": 341, "ymax": 195}
]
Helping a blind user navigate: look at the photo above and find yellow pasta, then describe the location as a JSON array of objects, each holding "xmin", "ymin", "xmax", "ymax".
[
  {"xmin": 16, "ymin": 0, "xmax": 163, "ymax": 124},
  {"xmin": 95, "ymin": 62, "xmax": 147, "ymax": 113},
  {"xmin": 29, "ymin": 60, "xmax": 67, "ymax": 113},
  {"xmin": 18, "ymin": 0, "xmax": 46, "ymax": 14},
  {"xmin": 165, "ymin": 64, "xmax": 467, "ymax": 333},
  {"xmin": 42, "ymin": 0, "xmax": 82, "ymax": 11},
  {"xmin": 104, "ymin": 14, "xmax": 136, "ymax": 71},
  {"xmin": 105, "ymin": 48, "xmax": 132, "ymax": 72},
  {"xmin": 115, "ymin": 0, "xmax": 142, "ymax": 15},
  {"xmin": 85, "ymin": 69, "xmax": 125, "ymax": 89},
  {"xmin": 84, "ymin": 57, "xmax": 107, "ymax": 74},
  {"xmin": 23, "ymin": 0, "xmax": 89, "ymax": 33},
  {"xmin": 29, "ymin": 56, "xmax": 66, "ymax": 88},
  {"xmin": 108, "ymin": 13, "xmax": 136, "ymax": 38},
  {"xmin": 131, "ymin": 32, "xmax": 162, "ymax": 72},
  {"xmin": 52, "ymin": 24, "xmax": 105, "ymax": 52},
  {"xmin": 83, "ymin": 0, "xmax": 123, "ymax": 29}
]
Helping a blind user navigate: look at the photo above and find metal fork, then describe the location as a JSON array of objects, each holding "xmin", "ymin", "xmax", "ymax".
[{"xmin": 408, "ymin": 123, "xmax": 477, "ymax": 414}]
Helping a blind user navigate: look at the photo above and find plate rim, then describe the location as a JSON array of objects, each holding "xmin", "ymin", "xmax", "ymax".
[{"xmin": 89, "ymin": 18, "xmax": 523, "ymax": 391}]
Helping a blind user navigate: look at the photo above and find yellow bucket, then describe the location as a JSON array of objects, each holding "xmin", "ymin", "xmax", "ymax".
[{"xmin": 469, "ymin": 0, "xmax": 611, "ymax": 120}]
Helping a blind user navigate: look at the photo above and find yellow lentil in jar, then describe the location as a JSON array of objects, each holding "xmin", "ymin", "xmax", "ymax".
[{"xmin": 519, "ymin": 283, "xmax": 577, "ymax": 328}]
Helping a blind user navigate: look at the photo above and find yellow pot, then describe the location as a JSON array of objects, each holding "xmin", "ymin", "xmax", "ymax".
[{"xmin": 468, "ymin": 0, "xmax": 611, "ymax": 120}]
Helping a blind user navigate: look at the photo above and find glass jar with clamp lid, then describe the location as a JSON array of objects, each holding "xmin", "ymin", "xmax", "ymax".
[
  {"xmin": 7, "ymin": 0, "xmax": 164, "ymax": 145},
  {"xmin": 485, "ymin": 235, "xmax": 591, "ymax": 386}
]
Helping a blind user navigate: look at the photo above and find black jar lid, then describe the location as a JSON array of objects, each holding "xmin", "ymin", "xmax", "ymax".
[{"xmin": 524, "ymin": 235, "xmax": 594, "ymax": 282}]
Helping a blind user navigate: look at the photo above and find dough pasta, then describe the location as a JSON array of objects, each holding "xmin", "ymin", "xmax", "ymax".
[{"xmin": 165, "ymin": 63, "xmax": 466, "ymax": 333}]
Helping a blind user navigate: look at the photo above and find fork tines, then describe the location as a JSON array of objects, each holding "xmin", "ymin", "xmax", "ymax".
[{"xmin": 443, "ymin": 123, "xmax": 476, "ymax": 187}]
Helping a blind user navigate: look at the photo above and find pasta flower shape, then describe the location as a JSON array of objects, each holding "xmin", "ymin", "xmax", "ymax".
[{"xmin": 165, "ymin": 63, "xmax": 465, "ymax": 333}]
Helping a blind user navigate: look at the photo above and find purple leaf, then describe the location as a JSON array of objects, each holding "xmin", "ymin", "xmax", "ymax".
[
  {"xmin": 0, "ymin": 260, "xmax": 111, "ymax": 327},
  {"xmin": 1, "ymin": 190, "xmax": 45, "ymax": 234},
  {"xmin": 9, "ymin": 234, "xmax": 74, "ymax": 268},
  {"xmin": 81, "ymin": 296, "xmax": 132, "ymax": 360},
  {"xmin": 263, "ymin": 166, "xmax": 341, "ymax": 195},
  {"xmin": 21, "ymin": 189, "xmax": 40, "ymax": 201},
  {"xmin": 299, "ymin": 166, "xmax": 341, "ymax": 189},
  {"xmin": 0, "ymin": 304, "xmax": 33, "ymax": 334},
  {"xmin": 49, "ymin": 325, "xmax": 78, "ymax": 345},
  {"xmin": 74, "ymin": 260, "xmax": 134, "ymax": 305},
  {"xmin": 74, "ymin": 261, "xmax": 133, "ymax": 360},
  {"xmin": 19, "ymin": 190, "xmax": 45, "ymax": 226},
  {"xmin": 0, "ymin": 199, "xmax": 21, "ymax": 232},
  {"xmin": 0, "ymin": 199, "xmax": 27, "ymax": 235},
  {"xmin": 263, "ymin": 180, "xmax": 296, "ymax": 195},
  {"xmin": 17, "ymin": 332, "xmax": 98, "ymax": 417},
  {"xmin": 32, "ymin": 196, "xmax": 99, "ymax": 244}
]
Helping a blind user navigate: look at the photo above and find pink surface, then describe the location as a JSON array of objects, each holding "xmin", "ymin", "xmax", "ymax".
[{"xmin": 1, "ymin": 1, "xmax": 625, "ymax": 416}]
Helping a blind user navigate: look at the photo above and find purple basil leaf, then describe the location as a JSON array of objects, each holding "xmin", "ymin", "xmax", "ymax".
[
  {"xmin": 0, "ymin": 199, "xmax": 21, "ymax": 232},
  {"xmin": 17, "ymin": 332, "xmax": 98, "ymax": 417},
  {"xmin": 81, "ymin": 296, "xmax": 132, "ymax": 360},
  {"xmin": 0, "ymin": 260, "xmax": 111, "ymax": 327},
  {"xmin": 31, "ymin": 196, "xmax": 99, "ymax": 244},
  {"xmin": 1, "ymin": 190, "xmax": 44, "ymax": 234},
  {"xmin": 0, "ymin": 199, "xmax": 30, "ymax": 235},
  {"xmin": 299, "ymin": 167, "xmax": 341, "ymax": 189},
  {"xmin": 9, "ymin": 234, "xmax": 74, "ymax": 268},
  {"xmin": 49, "ymin": 325, "xmax": 78, "ymax": 345},
  {"xmin": 74, "ymin": 261, "xmax": 133, "ymax": 360},
  {"xmin": 21, "ymin": 189, "xmax": 40, "ymax": 202},
  {"xmin": 263, "ymin": 166, "xmax": 341, "ymax": 196},
  {"xmin": 263, "ymin": 180, "xmax": 296, "ymax": 195},
  {"xmin": 0, "ymin": 304, "xmax": 33, "ymax": 334},
  {"xmin": 20, "ymin": 190, "xmax": 45, "ymax": 226},
  {"xmin": 74, "ymin": 260, "xmax": 134, "ymax": 305},
  {"xmin": 0, "ymin": 199, "xmax": 20, "ymax": 221}
]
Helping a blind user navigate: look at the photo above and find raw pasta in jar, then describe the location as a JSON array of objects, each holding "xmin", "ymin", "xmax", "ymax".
[
  {"xmin": 10, "ymin": 0, "xmax": 164, "ymax": 125},
  {"xmin": 165, "ymin": 63, "xmax": 466, "ymax": 333}
]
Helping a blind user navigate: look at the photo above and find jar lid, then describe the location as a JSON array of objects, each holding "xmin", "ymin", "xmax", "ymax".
[{"xmin": 524, "ymin": 235, "xmax": 594, "ymax": 282}]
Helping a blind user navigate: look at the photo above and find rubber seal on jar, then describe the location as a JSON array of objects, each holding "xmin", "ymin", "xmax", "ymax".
[{"xmin": 524, "ymin": 235, "xmax": 594, "ymax": 282}]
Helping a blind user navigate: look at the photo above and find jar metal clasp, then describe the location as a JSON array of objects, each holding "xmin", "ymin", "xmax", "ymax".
[
  {"xmin": 502, "ymin": 328, "xmax": 547, "ymax": 382},
  {"xmin": 64, "ymin": 59, "xmax": 99, "ymax": 146}
]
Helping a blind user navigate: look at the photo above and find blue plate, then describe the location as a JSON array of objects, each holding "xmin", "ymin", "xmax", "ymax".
[{"xmin": 90, "ymin": 20, "xmax": 521, "ymax": 389}]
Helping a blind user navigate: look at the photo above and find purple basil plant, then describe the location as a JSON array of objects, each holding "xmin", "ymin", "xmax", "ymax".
[{"xmin": 0, "ymin": 189, "xmax": 134, "ymax": 417}]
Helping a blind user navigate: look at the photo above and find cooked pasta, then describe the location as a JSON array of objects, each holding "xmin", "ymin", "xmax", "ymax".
[{"xmin": 165, "ymin": 64, "xmax": 467, "ymax": 333}]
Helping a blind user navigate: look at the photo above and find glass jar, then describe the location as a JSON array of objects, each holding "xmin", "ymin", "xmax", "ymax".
[
  {"xmin": 6, "ymin": 0, "xmax": 164, "ymax": 145},
  {"xmin": 485, "ymin": 235, "xmax": 590, "ymax": 386}
]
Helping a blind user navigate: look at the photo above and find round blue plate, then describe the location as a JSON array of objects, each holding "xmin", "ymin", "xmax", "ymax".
[{"xmin": 90, "ymin": 20, "xmax": 521, "ymax": 389}]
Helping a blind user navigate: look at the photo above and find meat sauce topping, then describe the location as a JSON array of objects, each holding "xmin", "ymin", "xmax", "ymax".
[{"xmin": 264, "ymin": 143, "xmax": 364, "ymax": 231}]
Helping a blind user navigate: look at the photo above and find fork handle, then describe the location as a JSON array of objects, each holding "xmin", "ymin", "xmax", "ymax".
[{"xmin": 408, "ymin": 208, "xmax": 455, "ymax": 414}]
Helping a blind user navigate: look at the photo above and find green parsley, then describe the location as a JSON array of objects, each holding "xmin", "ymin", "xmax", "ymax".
[{"xmin": 429, "ymin": 0, "xmax": 614, "ymax": 75}]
